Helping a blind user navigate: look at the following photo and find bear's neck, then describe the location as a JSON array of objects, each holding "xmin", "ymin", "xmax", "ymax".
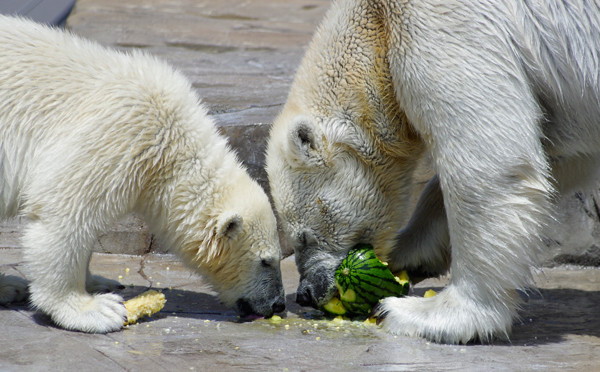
[{"xmin": 135, "ymin": 124, "xmax": 242, "ymax": 257}]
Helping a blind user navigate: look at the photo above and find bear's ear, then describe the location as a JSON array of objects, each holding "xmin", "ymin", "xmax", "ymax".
[
  {"xmin": 289, "ymin": 118, "xmax": 325, "ymax": 164},
  {"xmin": 216, "ymin": 213, "xmax": 244, "ymax": 240}
]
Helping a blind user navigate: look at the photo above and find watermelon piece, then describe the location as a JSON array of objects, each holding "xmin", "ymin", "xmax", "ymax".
[
  {"xmin": 327, "ymin": 244, "xmax": 409, "ymax": 316},
  {"xmin": 322, "ymin": 297, "xmax": 347, "ymax": 315}
]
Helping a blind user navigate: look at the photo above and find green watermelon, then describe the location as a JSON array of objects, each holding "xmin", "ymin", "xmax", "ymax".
[{"xmin": 324, "ymin": 244, "xmax": 409, "ymax": 316}]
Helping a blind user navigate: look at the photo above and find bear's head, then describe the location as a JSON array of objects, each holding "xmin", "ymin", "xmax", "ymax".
[
  {"xmin": 266, "ymin": 0, "xmax": 424, "ymax": 309},
  {"xmin": 169, "ymin": 168, "xmax": 285, "ymax": 319}
]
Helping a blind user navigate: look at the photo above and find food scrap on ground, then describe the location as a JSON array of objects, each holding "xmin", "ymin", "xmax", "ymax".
[{"xmin": 124, "ymin": 289, "xmax": 166, "ymax": 325}]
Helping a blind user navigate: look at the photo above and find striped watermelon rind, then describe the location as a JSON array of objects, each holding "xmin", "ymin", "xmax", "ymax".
[{"xmin": 332, "ymin": 244, "xmax": 409, "ymax": 316}]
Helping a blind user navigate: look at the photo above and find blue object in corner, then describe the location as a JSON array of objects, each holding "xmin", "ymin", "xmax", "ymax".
[{"xmin": 0, "ymin": 0, "xmax": 77, "ymax": 27}]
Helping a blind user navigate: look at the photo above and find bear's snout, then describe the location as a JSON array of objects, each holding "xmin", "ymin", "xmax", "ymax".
[
  {"xmin": 271, "ymin": 297, "xmax": 286, "ymax": 314},
  {"xmin": 295, "ymin": 273, "xmax": 335, "ymax": 309},
  {"xmin": 236, "ymin": 294, "xmax": 286, "ymax": 318},
  {"xmin": 295, "ymin": 284, "xmax": 314, "ymax": 307}
]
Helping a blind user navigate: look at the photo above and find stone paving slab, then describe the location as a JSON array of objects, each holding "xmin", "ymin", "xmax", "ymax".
[{"xmin": 1, "ymin": 250, "xmax": 599, "ymax": 371}]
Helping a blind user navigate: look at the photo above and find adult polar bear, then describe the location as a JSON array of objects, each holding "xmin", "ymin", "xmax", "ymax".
[
  {"xmin": 267, "ymin": 0, "xmax": 600, "ymax": 343},
  {"xmin": 0, "ymin": 16, "xmax": 285, "ymax": 333}
]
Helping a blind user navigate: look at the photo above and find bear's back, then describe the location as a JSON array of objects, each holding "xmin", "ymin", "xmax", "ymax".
[
  {"xmin": 0, "ymin": 15, "xmax": 198, "ymax": 135},
  {"xmin": 0, "ymin": 15, "xmax": 230, "ymax": 218}
]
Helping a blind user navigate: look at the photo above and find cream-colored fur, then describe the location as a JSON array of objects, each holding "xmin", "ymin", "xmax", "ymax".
[
  {"xmin": 266, "ymin": 0, "xmax": 600, "ymax": 343},
  {"xmin": 0, "ymin": 16, "xmax": 284, "ymax": 333}
]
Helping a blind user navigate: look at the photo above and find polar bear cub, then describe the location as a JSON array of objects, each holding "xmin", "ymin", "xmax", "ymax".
[{"xmin": 0, "ymin": 15, "xmax": 285, "ymax": 333}]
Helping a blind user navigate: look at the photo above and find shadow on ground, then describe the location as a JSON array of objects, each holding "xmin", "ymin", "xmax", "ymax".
[{"xmin": 1, "ymin": 277, "xmax": 599, "ymax": 348}]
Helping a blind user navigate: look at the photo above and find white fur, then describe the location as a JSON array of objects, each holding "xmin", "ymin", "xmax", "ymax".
[
  {"xmin": 266, "ymin": 0, "xmax": 600, "ymax": 343},
  {"xmin": 0, "ymin": 16, "xmax": 284, "ymax": 332}
]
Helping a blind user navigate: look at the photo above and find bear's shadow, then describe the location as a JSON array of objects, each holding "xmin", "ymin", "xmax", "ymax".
[{"xmin": 506, "ymin": 287, "xmax": 600, "ymax": 346}]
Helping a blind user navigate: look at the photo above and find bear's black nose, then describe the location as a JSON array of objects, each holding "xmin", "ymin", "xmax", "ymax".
[
  {"xmin": 296, "ymin": 286, "xmax": 313, "ymax": 307},
  {"xmin": 272, "ymin": 298, "xmax": 286, "ymax": 314}
]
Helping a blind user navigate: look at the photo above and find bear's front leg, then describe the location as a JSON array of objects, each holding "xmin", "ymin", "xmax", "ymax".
[
  {"xmin": 376, "ymin": 120, "xmax": 553, "ymax": 342},
  {"xmin": 376, "ymin": 155, "xmax": 552, "ymax": 342},
  {"xmin": 22, "ymin": 221, "xmax": 127, "ymax": 333},
  {"xmin": 377, "ymin": 35, "xmax": 553, "ymax": 342}
]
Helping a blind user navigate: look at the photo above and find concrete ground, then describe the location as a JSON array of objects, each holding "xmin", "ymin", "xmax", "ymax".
[
  {"xmin": 1, "ymin": 0, "xmax": 600, "ymax": 371},
  {"xmin": 1, "ymin": 250, "xmax": 599, "ymax": 371}
]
